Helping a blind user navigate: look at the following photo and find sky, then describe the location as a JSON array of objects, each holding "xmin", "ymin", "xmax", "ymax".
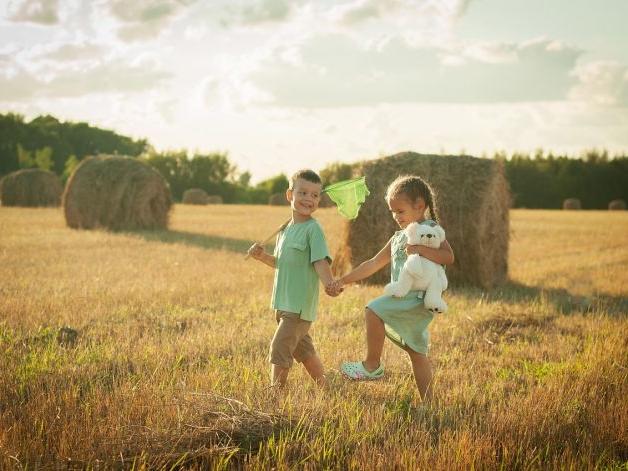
[{"xmin": 1, "ymin": 0, "xmax": 627, "ymax": 182}]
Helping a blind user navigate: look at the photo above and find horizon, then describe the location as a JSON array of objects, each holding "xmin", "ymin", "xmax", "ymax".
[{"xmin": 1, "ymin": 0, "xmax": 627, "ymax": 181}]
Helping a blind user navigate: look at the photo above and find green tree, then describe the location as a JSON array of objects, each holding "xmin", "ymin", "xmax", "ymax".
[
  {"xmin": 238, "ymin": 171, "xmax": 252, "ymax": 187},
  {"xmin": 0, "ymin": 114, "xmax": 25, "ymax": 174},
  {"xmin": 258, "ymin": 174, "xmax": 289, "ymax": 194},
  {"xmin": 62, "ymin": 155, "xmax": 80, "ymax": 182},
  {"xmin": 17, "ymin": 144, "xmax": 34, "ymax": 169},
  {"xmin": 34, "ymin": 146, "xmax": 53, "ymax": 171},
  {"xmin": 143, "ymin": 150, "xmax": 240, "ymax": 202},
  {"xmin": 320, "ymin": 162, "xmax": 353, "ymax": 185}
]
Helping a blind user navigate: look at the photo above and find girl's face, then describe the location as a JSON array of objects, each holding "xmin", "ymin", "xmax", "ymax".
[{"xmin": 388, "ymin": 195, "xmax": 426, "ymax": 229}]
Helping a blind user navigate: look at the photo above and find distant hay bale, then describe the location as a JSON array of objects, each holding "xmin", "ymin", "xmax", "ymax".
[
  {"xmin": 332, "ymin": 152, "xmax": 511, "ymax": 289},
  {"xmin": 63, "ymin": 155, "xmax": 172, "ymax": 230},
  {"xmin": 608, "ymin": 199, "xmax": 626, "ymax": 210},
  {"xmin": 269, "ymin": 193, "xmax": 289, "ymax": 206},
  {"xmin": 562, "ymin": 198, "xmax": 581, "ymax": 210},
  {"xmin": 182, "ymin": 188, "xmax": 209, "ymax": 205},
  {"xmin": 207, "ymin": 195, "xmax": 223, "ymax": 204},
  {"xmin": 319, "ymin": 192, "xmax": 335, "ymax": 208},
  {"xmin": 0, "ymin": 168, "xmax": 62, "ymax": 207}
]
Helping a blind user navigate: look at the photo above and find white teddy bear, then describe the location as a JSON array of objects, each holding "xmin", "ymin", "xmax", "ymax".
[{"xmin": 384, "ymin": 222, "xmax": 449, "ymax": 313}]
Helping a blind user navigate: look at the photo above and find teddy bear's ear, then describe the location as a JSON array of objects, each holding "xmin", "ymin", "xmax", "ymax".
[
  {"xmin": 405, "ymin": 222, "xmax": 418, "ymax": 235},
  {"xmin": 433, "ymin": 225, "xmax": 446, "ymax": 241}
]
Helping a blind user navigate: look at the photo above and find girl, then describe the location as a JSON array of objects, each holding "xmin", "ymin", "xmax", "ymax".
[{"xmin": 335, "ymin": 175, "xmax": 454, "ymax": 400}]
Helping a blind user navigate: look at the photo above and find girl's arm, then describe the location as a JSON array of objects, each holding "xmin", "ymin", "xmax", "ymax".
[
  {"xmin": 406, "ymin": 239, "xmax": 454, "ymax": 266},
  {"xmin": 339, "ymin": 238, "xmax": 392, "ymax": 285}
]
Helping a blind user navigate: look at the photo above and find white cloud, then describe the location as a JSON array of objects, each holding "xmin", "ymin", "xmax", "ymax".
[
  {"xmin": 0, "ymin": 55, "xmax": 170, "ymax": 101},
  {"xmin": 246, "ymin": 34, "xmax": 581, "ymax": 107},
  {"xmin": 329, "ymin": 0, "xmax": 471, "ymax": 25},
  {"xmin": 5, "ymin": 0, "xmax": 59, "ymax": 25},
  {"xmin": 199, "ymin": 72, "xmax": 273, "ymax": 112},
  {"xmin": 329, "ymin": 0, "xmax": 400, "ymax": 24},
  {"xmin": 104, "ymin": 0, "xmax": 193, "ymax": 42},
  {"xmin": 569, "ymin": 60, "xmax": 628, "ymax": 106},
  {"xmin": 19, "ymin": 41, "xmax": 107, "ymax": 65},
  {"xmin": 221, "ymin": 0, "xmax": 293, "ymax": 27}
]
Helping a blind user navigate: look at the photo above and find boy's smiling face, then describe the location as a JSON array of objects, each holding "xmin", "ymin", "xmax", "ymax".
[{"xmin": 287, "ymin": 178, "xmax": 322, "ymax": 220}]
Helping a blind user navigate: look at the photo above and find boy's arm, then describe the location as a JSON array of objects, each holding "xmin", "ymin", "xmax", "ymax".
[
  {"xmin": 340, "ymin": 238, "xmax": 392, "ymax": 285},
  {"xmin": 313, "ymin": 258, "xmax": 334, "ymax": 287},
  {"xmin": 247, "ymin": 243, "xmax": 276, "ymax": 268},
  {"xmin": 406, "ymin": 240, "xmax": 454, "ymax": 266}
]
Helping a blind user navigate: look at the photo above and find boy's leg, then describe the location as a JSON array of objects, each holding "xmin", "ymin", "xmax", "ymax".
[
  {"xmin": 301, "ymin": 354, "xmax": 326, "ymax": 386},
  {"xmin": 271, "ymin": 364, "xmax": 290, "ymax": 387},
  {"xmin": 269, "ymin": 312, "xmax": 301, "ymax": 388},
  {"xmin": 294, "ymin": 333, "xmax": 326, "ymax": 386},
  {"xmin": 364, "ymin": 308, "xmax": 386, "ymax": 371},
  {"xmin": 270, "ymin": 311, "xmax": 317, "ymax": 387},
  {"xmin": 405, "ymin": 348, "xmax": 433, "ymax": 401}
]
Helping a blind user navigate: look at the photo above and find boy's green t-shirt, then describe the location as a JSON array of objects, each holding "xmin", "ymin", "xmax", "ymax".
[{"xmin": 271, "ymin": 218, "xmax": 331, "ymax": 322}]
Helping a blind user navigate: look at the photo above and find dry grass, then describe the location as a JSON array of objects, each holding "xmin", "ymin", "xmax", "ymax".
[{"xmin": 0, "ymin": 205, "xmax": 626, "ymax": 469}]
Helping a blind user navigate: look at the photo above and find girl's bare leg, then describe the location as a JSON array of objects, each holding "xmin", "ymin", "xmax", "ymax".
[
  {"xmin": 405, "ymin": 348, "xmax": 433, "ymax": 401},
  {"xmin": 364, "ymin": 308, "xmax": 386, "ymax": 371}
]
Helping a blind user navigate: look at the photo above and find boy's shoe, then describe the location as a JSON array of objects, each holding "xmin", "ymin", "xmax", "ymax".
[{"xmin": 340, "ymin": 361, "xmax": 384, "ymax": 380}]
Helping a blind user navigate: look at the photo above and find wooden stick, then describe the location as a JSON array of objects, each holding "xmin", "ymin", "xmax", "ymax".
[{"xmin": 244, "ymin": 217, "xmax": 291, "ymax": 260}]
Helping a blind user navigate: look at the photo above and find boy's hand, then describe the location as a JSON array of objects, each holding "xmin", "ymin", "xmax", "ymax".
[
  {"xmin": 325, "ymin": 279, "xmax": 344, "ymax": 297},
  {"xmin": 247, "ymin": 243, "xmax": 264, "ymax": 260}
]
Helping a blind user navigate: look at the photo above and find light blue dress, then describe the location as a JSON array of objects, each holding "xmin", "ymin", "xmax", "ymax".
[{"xmin": 366, "ymin": 220, "xmax": 437, "ymax": 355}]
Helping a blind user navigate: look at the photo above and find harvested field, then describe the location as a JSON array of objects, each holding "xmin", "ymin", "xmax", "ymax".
[{"xmin": 0, "ymin": 205, "xmax": 626, "ymax": 469}]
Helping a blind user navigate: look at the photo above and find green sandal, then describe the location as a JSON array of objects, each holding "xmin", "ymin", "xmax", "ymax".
[{"xmin": 340, "ymin": 361, "xmax": 384, "ymax": 380}]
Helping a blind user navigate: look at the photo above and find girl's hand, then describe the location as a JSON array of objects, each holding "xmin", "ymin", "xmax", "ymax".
[
  {"xmin": 325, "ymin": 279, "xmax": 344, "ymax": 297},
  {"xmin": 405, "ymin": 244, "xmax": 423, "ymax": 256}
]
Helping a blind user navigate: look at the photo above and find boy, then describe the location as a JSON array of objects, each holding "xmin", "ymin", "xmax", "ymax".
[{"xmin": 247, "ymin": 169, "xmax": 338, "ymax": 387}]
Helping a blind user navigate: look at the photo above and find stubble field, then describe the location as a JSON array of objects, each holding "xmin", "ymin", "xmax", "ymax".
[{"xmin": 0, "ymin": 205, "xmax": 627, "ymax": 469}]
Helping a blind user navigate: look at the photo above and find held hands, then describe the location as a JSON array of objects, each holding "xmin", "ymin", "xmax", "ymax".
[{"xmin": 325, "ymin": 279, "xmax": 344, "ymax": 297}]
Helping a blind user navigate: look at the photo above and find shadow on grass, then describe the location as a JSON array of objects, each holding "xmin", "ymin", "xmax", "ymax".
[
  {"xmin": 126, "ymin": 229, "xmax": 273, "ymax": 255},
  {"xmin": 451, "ymin": 280, "xmax": 628, "ymax": 316}
]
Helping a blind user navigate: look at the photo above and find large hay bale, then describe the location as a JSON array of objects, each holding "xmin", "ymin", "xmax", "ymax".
[
  {"xmin": 182, "ymin": 188, "xmax": 209, "ymax": 205},
  {"xmin": 562, "ymin": 198, "xmax": 581, "ymax": 210},
  {"xmin": 319, "ymin": 192, "xmax": 335, "ymax": 208},
  {"xmin": 269, "ymin": 193, "xmax": 289, "ymax": 206},
  {"xmin": 332, "ymin": 152, "xmax": 511, "ymax": 289},
  {"xmin": 63, "ymin": 155, "xmax": 172, "ymax": 230},
  {"xmin": 0, "ymin": 168, "xmax": 62, "ymax": 207},
  {"xmin": 608, "ymin": 199, "xmax": 626, "ymax": 210},
  {"xmin": 207, "ymin": 195, "xmax": 223, "ymax": 204}
]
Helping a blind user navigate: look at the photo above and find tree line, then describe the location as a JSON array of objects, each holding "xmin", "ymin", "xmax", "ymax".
[{"xmin": 1, "ymin": 112, "xmax": 626, "ymax": 208}]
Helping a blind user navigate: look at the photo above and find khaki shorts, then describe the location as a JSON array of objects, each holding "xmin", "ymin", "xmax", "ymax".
[{"xmin": 269, "ymin": 311, "xmax": 316, "ymax": 368}]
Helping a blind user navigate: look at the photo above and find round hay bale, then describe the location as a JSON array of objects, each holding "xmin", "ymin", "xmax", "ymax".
[
  {"xmin": 562, "ymin": 198, "xmax": 581, "ymax": 210},
  {"xmin": 0, "ymin": 168, "xmax": 62, "ymax": 207},
  {"xmin": 319, "ymin": 192, "xmax": 335, "ymax": 208},
  {"xmin": 207, "ymin": 195, "xmax": 223, "ymax": 204},
  {"xmin": 182, "ymin": 188, "xmax": 209, "ymax": 205},
  {"xmin": 608, "ymin": 199, "xmax": 626, "ymax": 210},
  {"xmin": 63, "ymin": 155, "xmax": 172, "ymax": 230},
  {"xmin": 269, "ymin": 193, "xmax": 289, "ymax": 206},
  {"xmin": 332, "ymin": 152, "xmax": 511, "ymax": 289}
]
